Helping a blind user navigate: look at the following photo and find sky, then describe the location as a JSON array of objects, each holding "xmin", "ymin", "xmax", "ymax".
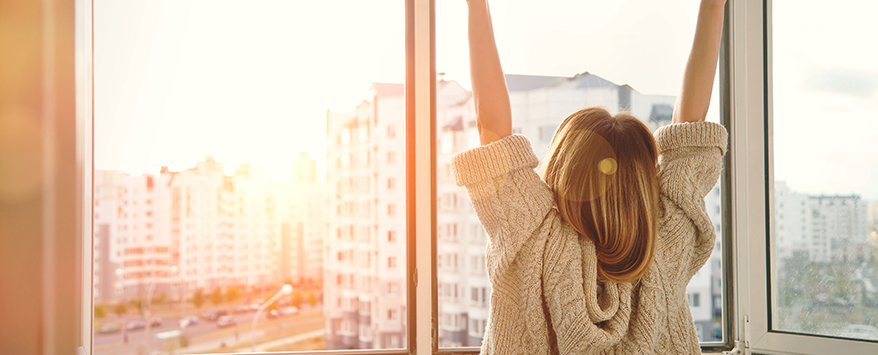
[{"xmin": 94, "ymin": 0, "xmax": 878, "ymax": 199}]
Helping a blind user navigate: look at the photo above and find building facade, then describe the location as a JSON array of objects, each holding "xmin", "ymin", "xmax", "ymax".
[
  {"xmin": 93, "ymin": 156, "xmax": 317, "ymax": 304},
  {"xmin": 324, "ymin": 83, "xmax": 408, "ymax": 349}
]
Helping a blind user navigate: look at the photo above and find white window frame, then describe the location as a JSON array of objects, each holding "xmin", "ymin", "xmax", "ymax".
[
  {"xmin": 732, "ymin": 1, "xmax": 878, "ymax": 354},
  {"xmin": 57, "ymin": 0, "xmax": 872, "ymax": 354}
]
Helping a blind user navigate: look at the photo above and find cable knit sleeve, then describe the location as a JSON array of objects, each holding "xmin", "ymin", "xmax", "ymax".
[
  {"xmin": 451, "ymin": 134, "xmax": 555, "ymax": 280},
  {"xmin": 654, "ymin": 122, "xmax": 728, "ymax": 282}
]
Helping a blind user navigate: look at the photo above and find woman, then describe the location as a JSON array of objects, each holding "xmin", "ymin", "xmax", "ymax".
[{"xmin": 451, "ymin": 0, "xmax": 729, "ymax": 353}]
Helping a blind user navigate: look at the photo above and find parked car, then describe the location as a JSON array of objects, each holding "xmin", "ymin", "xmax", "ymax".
[
  {"xmin": 216, "ymin": 315, "xmax": 236, "ymax": 328},
  {"xmin": 234, "ymin": 304, "xmax": 252, "ymax": 314},
  {"xmin": 179, "ymin": 315, "xmax": 198, "ymax": 328},
  {"xmin": 202, "ymin": 309, "xmax": 228, "ymax": 322},
  {"xmin": 126, "ymin": 320, "xmax": 145, "ymax": 331},
  {"xmin": 148, "ymin": 316, "xmax": 162, "ymax": 327},
  {"xmin": 280, "ymin": 306, "xmax": 299, "ymax": 316},
  {"xmin": 98, "ymin": 322, "xmax": 120, "ymax": 334}
]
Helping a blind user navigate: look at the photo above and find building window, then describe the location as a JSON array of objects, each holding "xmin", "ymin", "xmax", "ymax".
[
  {"xmin": 387, "ymin": 125, "xmax": 396, "ymax": 138},
  {"xmin": 387, "ymin": 151, "xmax": 396, "ymax": 164},
  {"xmin": 388, "ymin": 256, "xmax": 397, "ymax": 269},
  {"xmin": 387, "ymin": 204, "xmax": 396, "ymax": 216},
  {"xmin": 387, "ymin": 177, "xmax": 396, "ymax": 190},
  {"xmin": 388, "ymin": 230, "xmax": 396, "ymax": 242}
]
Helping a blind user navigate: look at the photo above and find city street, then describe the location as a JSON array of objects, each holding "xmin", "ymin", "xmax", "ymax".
[{"xmin": 94, "ymin": 308, "xmax": 324, "ymax": 354}]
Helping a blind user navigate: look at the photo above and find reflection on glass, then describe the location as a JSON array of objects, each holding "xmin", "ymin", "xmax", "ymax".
[
  {"xmin": 771, "ymin": 0, "xmax": 878, "ymax": 342},
  {"xmin": 92, "ymin": 0, "xmax": 404, "ymax": 353},
  {"xmin": 436, "ymin": 0, "xmax": 724, "ymax": 347}
]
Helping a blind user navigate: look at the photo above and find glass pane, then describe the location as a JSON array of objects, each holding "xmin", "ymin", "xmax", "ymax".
[
  {"xmin": 92, "ymin": 1, "xmax": 405, "ymax": 353},
  {"xmin": 436, "ymin": 0, "xmax": 724, "ymax": 348},
  {"xmin": 771, "ymin": 0, "xmax": 878, "ymax": 342}
]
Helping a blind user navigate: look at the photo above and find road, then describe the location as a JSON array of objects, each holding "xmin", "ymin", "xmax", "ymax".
[{"xmin": 94, "ymin": 308, "xmax": 324, "ymax": 355}]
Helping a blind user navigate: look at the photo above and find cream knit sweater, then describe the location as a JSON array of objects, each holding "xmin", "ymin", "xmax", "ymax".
[{"xmin": 451, "ymin": 121, "xmax": 728, "ymax": 354}]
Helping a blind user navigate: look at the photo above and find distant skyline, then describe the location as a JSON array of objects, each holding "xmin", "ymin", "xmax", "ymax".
[{"xmin": 94, "ymin": 0, "xmax": 878, "ymax": 199}]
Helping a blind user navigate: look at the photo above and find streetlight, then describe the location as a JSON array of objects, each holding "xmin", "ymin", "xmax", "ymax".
[{"xmin": 251, "ymin": 284, "xmax": 292, "ymax": 351}]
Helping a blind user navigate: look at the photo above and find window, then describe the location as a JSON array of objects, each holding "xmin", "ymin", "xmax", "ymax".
[
  {"xmin": 387, "ymin": 203, "xmax": 397, "ymax": 216},
  {"xmin": 436, "ymin": 0, "xmax": 727, "ymax": 349},
  {"xmin": 388, "ymin": 256, "xmax": 397, "ymax": 269},
  {"xmin": 388, "ymin": 177, "xmax": 397, "ymax": 190},
  {"xmin": 89, "ymin": 0, "xmax": 408, "ymax": 353},
  {"xmin": 387, "ymin": 125, "xmax": 396, "ymax": 138},
  {"xmin": 51, "ymin": 1, "xmax": 872, "ymax": 354},
  {"xmin": 388, "ymin": 230, "xmax": 397, "ymax": 243},
  {"xmin": 738, "ymin": 0, "xmax": 878, "ymax": 354},
  {"xmin": 387, "ymin": 151, "xmax": 397, "ymax": 164}
]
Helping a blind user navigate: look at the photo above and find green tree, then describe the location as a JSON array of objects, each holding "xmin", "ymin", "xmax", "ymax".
[
  {"xmin": 209, "ymin": 287, "xmax": 224, "ymax": 306},
  {"xmin": 192, "ymin": 288, "xmax": 206, "ymax": 309},
  {"xmin": 94, "ymin": 304, "xmax": 107, "ymax": 318},
  {"xmin": 130, "ymin": 298, "xmax": 143, "ymax": 315},
  {"xmin": 306, "ymin": 291, "xmax": 319, "ymax": 306},
  {"xmin": 153, "ymin": 292, "xmax": 167, "ymax": 306},
  {"xmin": 290, "ymin": 291, "xmax": 304, "ymax": 308},
  {"xmin": 225, "ymin": 285, "xmax": 241, "ymax": 303},
  {"xmin": 113, "ymin": 302, "xmax": 127, "ymax": 317}
]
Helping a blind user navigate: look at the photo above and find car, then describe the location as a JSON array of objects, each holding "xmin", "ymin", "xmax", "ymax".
[
  {"xmin": 126, "ymin": 320, "xmax": 145, "ymax": 331},
  {"xmin": 202, "ymin": 309, "xmax": 228, "ymax": 322},
  {"xmin": 148, "ymin": 316, "xmax": 162, "ymax": 327},
  {"xmin": 280, "ymin": 306, "xmax": 299, "ymax": 316},
  {"xmin": 98, "ymin": 322, "xmax": 121, "ymax": 334},
  {"xmin": 234, "ymin": 304, "xmax": 251, "ymax": 314},
  {"xmin": 179, "ymin": 315, "xmax": 198, "ymax": 328},
  {"xmin": 216, "ymin": 315, "xmax": 236, "ymax": 328}
]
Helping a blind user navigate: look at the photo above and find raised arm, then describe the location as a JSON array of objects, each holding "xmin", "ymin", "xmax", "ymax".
[
  {"xmin": 672, "ymin": 0, "xmax": 727, "ymax": 124},
  {"xmin": 467, "ymin": 0, "xmax": 512, "ymax": 145}
]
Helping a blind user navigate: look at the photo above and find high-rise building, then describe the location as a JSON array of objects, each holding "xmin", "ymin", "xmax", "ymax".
[
  {"xmin": 93, "ymin": 170, "xmax": 173, "ymax": 301},
  {"xmin": 809, "ymin": 194, "xmax": 868, "ymax": 263},
  {"xmin": 95, "ymin": 156, "xmax": 307, "ymax": 304},
  {"xmin": 324, "ymin": 83, "xmax": 408, "ymax": 349},
  {"xmin": 282, "ymin": 152, "xmax": 325, "ymax": 285},
  {"xmin": 775, "ymin": 182, "xmax": 869, "ymax": 263}
]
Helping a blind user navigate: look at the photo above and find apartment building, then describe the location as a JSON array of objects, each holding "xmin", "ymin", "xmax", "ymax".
[
  {"xmin": 324, "ymin": 83, "xmax": 408, "ymax": 349},
  {"xmin": 281, "ymin": 152, "xmax": 325, "ymax": 284},
  {"xmin": 775, "ymin": 181, "xmax": 870, "ymax": 264},
  {"xmin": 94, "ymin": 156, "xmax": 316, "ymax": 304},
  {"xmin": 93, "ymin": 170, "xmax": 173, "ymax": 301}
]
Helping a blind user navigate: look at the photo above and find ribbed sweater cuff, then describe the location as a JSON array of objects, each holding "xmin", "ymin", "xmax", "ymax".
[
  {"xmin": 451, "ymin": 134, "xmax": 539, "ymax": 187},
  {"xmin": 654, "ymin": 121, "xmax": 728, "ymax": 155}
]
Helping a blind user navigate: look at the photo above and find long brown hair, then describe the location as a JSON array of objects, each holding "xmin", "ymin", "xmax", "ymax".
[{"xmin": 542, "ymin": 107, "xmax": 658, "ymax": 283}]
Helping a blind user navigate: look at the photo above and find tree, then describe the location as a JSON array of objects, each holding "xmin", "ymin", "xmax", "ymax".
[
  {"xmin": 290, "ymin": 291, "xmax": 304, "ymax": 308},
  {"xmin": 94, "ymin": 304, "xmax": 107, "ymax": 318},
  {"xmin": 130, "ymin": 298, "xmax": 143, "ymax": 315},
  {"xmin": 192, "ymin": 288, "xmax": 206, "ymax": 309},
  {"xmin": 209, "ymin": 287, "xmax": 224, "ymax": 306},
  {"xmin": 225, "ymin": 285, "xmax": 241, "ymax": 304},
  {"xmin": 153, "ymin": 292, "xmax": 167, "ymax": 305},
  {"xmin": 306, "ymin": 291, "xmax": 319, "ymax": 307},
  {"xmin": 113, "ymin": 302, "xmax": 128, "ymax": 317}
]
